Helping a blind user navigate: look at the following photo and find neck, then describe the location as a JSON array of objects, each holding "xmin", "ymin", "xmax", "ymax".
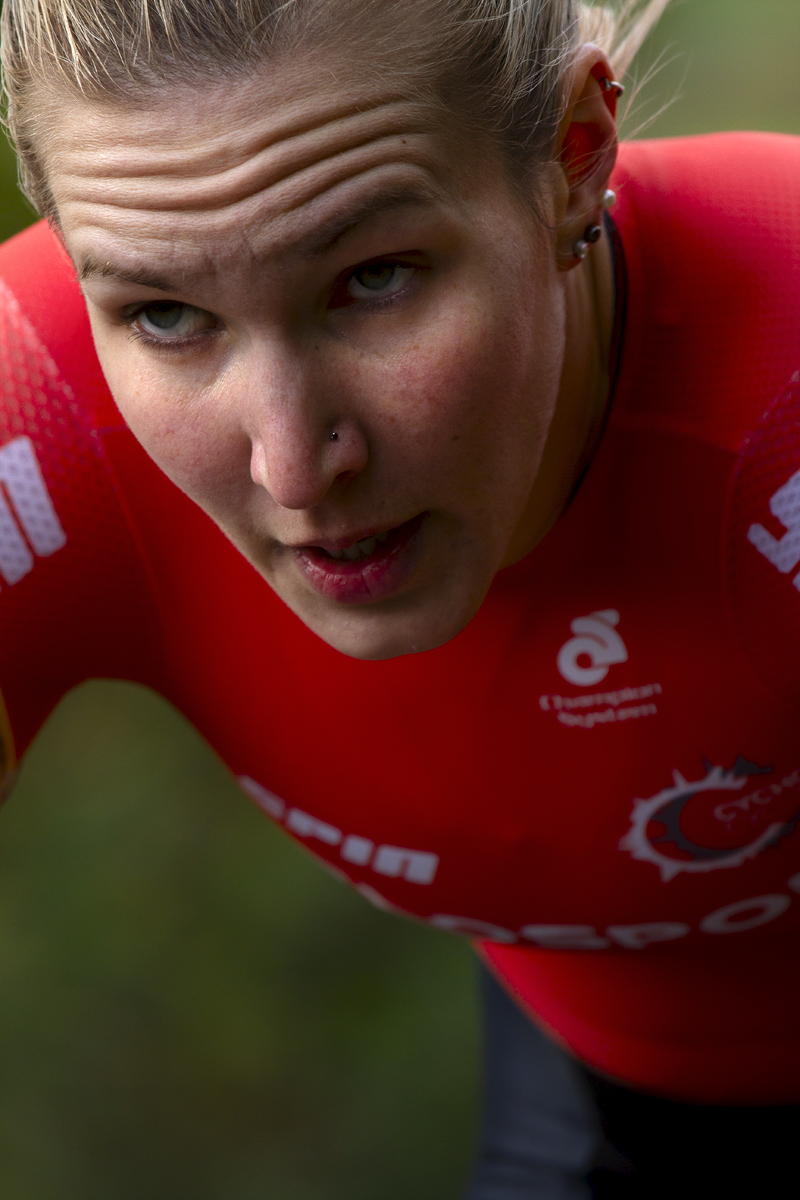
[{"xmin": 503, "ymin": 231, "xmax": 616, "ymax": 566}]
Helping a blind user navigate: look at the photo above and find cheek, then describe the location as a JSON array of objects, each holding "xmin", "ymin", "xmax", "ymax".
[
  {"xmin": 358, "ymin": 292, "xmax": 560, "ymax": 486},
  {"xmin": 95, "ymin": 337, "xmax": 245, "ymax": 498}
]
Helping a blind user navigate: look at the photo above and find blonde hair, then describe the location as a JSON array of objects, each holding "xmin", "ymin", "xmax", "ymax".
[{"xmin": 1, "ymin": 0, "xmax": 670, "ymax": 218}]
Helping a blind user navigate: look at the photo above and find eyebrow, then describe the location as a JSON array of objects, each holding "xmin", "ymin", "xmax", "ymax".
[
  {"xmin": 294, "ymin": 184, "xmax": 441, "ymax": 257},
  {"xmin": 77, "ymin": 259, "xmax": 179, "ymax": 290},
  {"xmin": 77, "ymin": 184, "xmax": 443, "ymax": 292}
]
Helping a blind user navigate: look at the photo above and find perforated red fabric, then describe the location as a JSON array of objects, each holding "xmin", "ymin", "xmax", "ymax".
[{"xmin": 608, "ymin": 132, "xmax": 800, "ymax": 453}]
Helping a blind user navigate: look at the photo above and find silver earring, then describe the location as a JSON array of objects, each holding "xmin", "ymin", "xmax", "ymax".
[
  {"xmin": 603, "ymin": 189, "xmax": 616, "ymax": 209},
  {"xmin": 599, "ymin": 77, "xmax": 625, "ymax": 97},
  {"xmin": 573, "ymin": 223, "xmax": 602, "ymax": 261}
]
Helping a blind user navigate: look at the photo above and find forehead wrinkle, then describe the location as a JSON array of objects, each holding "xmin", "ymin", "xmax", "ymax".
[
  {"xmin": 61, "ymin": 91, "xmax": 423, "ymax": 180},
  {"xmin": 293, "ymin": 185, "xmax": 445, "ymax": 258},
  {"xmin": 77, "ymin": 184, "xmax": 443, "ymax": 289},
  {"xmin": 63, "ymin": 152, "xmax": 448, "ymax": 258},
  {"xmin": 74, "ymin": 172, "xmax": 450, "ymax": 296},
  {"xmin": 56, "ymin": 101, "xmax": 436, "ymax": 215}
]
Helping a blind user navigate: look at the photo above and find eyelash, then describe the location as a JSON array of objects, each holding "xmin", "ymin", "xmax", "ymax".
[
  {"xmin": 121, "ymin": 257, "xmax": 424, "ymax": 352},
  {"xmin": 121, "ymin": 310, "xmax": 219, "ymax": 354},
  {"xmin": 332, "ymin": 258, "xmax": 422, "ymax": 311}
]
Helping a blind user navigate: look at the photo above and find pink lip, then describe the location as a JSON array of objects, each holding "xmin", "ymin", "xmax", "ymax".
[{"xmin": 292, "ymin": 514, "xmax": 426, "ymax": 604}]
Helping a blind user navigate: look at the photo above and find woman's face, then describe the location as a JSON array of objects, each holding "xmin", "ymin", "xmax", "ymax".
[{"xmin": 47, "ymin": 60, "xmax": 569, "ymax": 659}]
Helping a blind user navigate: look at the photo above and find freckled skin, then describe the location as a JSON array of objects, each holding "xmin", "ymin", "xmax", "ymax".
[{"xmin": 46, "ymin": 47, "xmax": 618, "ymax": 660}]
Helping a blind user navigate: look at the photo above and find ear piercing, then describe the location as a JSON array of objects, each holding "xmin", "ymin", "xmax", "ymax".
[
  {"xmin": 568, "ymin": 125, "xmax": 617, "ymax": 265},
  {"xmin": 329, "ymin": 431, "xmax": 339, "ymax": 441},
  {"xmin": 573, "ymin": 222, "xmax": 603, "ymax": 262},
  {"xmin": 600, "ymin": 77, "xmax": 625, "ymax": 97}
]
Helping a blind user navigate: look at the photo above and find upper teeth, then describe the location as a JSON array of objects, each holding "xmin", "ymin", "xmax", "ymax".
[{"xmin": 328, "ymin": 531, "xmax": 390, "ymax": 561}]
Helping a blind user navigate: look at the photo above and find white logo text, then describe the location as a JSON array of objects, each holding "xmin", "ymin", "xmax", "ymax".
[{"xmin": 0, "ymin": 437, "xmax": 66, "ymax": 586}]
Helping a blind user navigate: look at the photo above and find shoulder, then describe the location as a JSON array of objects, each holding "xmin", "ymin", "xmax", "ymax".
[
  {"xmin": 0, "ymin": 220, "xmax": 117, "ymax": 427},
  {"xmin": 616, "ymin": 130, "xmax": 800, "ymax": 213},
  {"xmin": 614, "ymin": 132, "xmax": 800, "ymax": 289},
  {"xmin": 607, "ymin": 137, "xmax": 800, "ymax": 701},
  {"xmin": 610, "ymin": 134, "xmax": 800, "ymax": 452}
]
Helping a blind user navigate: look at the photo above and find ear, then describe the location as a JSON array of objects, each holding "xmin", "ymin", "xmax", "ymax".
[{"xmin": 554, "ymin": 44, "xmax": 620, "ymax": 272}]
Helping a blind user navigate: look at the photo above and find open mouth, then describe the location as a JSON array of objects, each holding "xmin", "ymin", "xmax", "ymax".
[
  {"xmin": 324, "ymin": 529, "xmax": 393, "ymax": 562},
  {"xmin": 292, "ymin": 514, "xmax": 426, "ymax": 604}
]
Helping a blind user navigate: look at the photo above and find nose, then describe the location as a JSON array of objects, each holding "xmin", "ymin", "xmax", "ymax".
[{"xmin": 247, "ymin": 353, "xmax": 369, "ymax": 510}]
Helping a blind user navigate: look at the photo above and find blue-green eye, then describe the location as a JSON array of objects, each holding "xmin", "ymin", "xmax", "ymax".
[{"xmin": 346, "ymin": 263, "xmax": 414, "ymax": 301}]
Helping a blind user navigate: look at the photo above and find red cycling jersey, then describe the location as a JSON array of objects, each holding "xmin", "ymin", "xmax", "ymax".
[{"xmin": 0, "ymin": 132, "xmax": 798, "ymax": 1104}]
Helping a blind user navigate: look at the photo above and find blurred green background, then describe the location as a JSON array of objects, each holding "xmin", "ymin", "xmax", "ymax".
[{"xmin": 0, "ymin": 2, "xmax": 798, "ymax": 1197}]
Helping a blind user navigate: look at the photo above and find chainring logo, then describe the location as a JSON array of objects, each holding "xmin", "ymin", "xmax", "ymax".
[
  {"xmin": 557, "ymin": 609, "xmax": 627, "ymax": 687},
  {"xmin": 620, "ymin": 757, "xmax": 800, "ymax": 882}
]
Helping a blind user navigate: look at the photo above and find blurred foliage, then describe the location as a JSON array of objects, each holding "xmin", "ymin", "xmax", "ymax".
[
  {"xmin": 0, "ymin": 2, "xmax": 798, "ymax": 1198},
  {"xmin": 622, "ymin": 0, "xmax": 800, "ymax": 140},
  {"xmin": 0, "ymin": 686, "xmax": 477, "ymax": 1199}
]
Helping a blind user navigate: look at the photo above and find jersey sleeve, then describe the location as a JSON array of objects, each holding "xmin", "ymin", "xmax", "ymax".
[{"xmin": 0, "ymin": 221, "xmax": 164, "ymax": 786}]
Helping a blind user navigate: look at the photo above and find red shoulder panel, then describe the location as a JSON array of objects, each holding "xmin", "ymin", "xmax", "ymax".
[
  {"xmin": 612, "ymin": 133, "xmax": 800, "ymax": 452},
  {"xmin": 0, "ymin": 220, "xmax": 120, "ymax": 428},
  {"xmin": 0, "ymin": 223, "xmax": 163, "ymax": 757}
]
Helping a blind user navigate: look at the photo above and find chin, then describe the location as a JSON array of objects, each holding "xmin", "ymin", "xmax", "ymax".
[{"xmin": 296, "ymin": 592, "xmax": 481, "ymax": 662}]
